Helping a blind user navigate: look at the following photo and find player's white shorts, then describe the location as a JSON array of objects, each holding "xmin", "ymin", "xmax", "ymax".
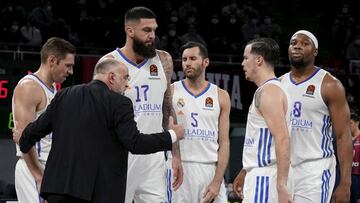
[
  {"xmin": 293, "ymin": 156, "xmax": 336, "ymax": 203},
  {"xmin": 125, "ymin": 152, "xmax": 168, "ymax": 203},
  {"xmin": 243, "ymin": 165, "xmax": 294, "ymax": 203},
  {"xmin": 172, "ymin": 161, "xmax": 227, "ymax": 203},
  {"xmin": 15, "ymin": 158, "xmax": 45, "ymax": 203}
]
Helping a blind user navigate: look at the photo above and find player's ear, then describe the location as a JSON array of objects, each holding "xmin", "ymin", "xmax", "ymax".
[
  {"xmin": 48, "ymin": 55, "xmax": 57, "ymax": 66},
  {"xmin": 203, "ymin": 58, "xmax": 210, "ymax": 67},
  {"xmin": 125, "ymin": 25, "xmax": 135, "ymax": 37},
  {"xmin": 256, "ymin": 55, "xmax": 263, "ymax": 65}
]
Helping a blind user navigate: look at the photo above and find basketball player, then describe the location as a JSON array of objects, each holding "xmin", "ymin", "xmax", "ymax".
[
  {"xmin": 171, "ymin": 41, "xmax": 230, "ymax": 203},
  {"xmin": 12, "ymin": 37, "xmax": 75, "ymax": 202},
  {"xmin": 233, "ymin": 38, "xmax": 293, "ymax": 203},
  {"xmin": 280, "ymin": 30, "xmax": 352, "ymax": 203},
  {"xmin": 100, "ymin": 7, "xmax": 182, "ymax": 203},
  {"xmin": 350, "ymin": 111, "xmax": 360, "ymax": 202}
]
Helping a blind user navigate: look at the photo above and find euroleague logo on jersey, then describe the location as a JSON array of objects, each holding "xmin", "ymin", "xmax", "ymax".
[
  {"xmin": 302, "ymin": 84, "xmax": 316, "ymax": 98},
  {"xmin": 149, "ymin": 64, "xmax": 158, "ymax": 76},
  {"xmin": 205, "ymin": 97, "xmax": 213, "ymax": 108},
  {"xmin": 306, "ymin": 84, "xmax": 315, "ymax": 95}
]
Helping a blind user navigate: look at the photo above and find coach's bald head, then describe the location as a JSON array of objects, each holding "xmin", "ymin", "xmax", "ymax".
[{"xmin": 93, "ymin": 58, "xmax": 129, "ymax": 95}]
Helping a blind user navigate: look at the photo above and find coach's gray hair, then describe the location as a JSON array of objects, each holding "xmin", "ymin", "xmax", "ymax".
[{"xmin": 94, "ymin": 58, "xmax": 122, "ymax": 75}]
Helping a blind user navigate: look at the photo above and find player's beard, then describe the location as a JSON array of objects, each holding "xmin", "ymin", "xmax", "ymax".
[
  {"xmin": 289, "ymin": 57, "xmax": 307, "ymax": 69},
  {"xmin": 184, "ymin": 66, "xmax": 203, "ymax": 80},
  {"xmin": 133, "ymin": 37, "xmax": 156, "ymax": 58}
]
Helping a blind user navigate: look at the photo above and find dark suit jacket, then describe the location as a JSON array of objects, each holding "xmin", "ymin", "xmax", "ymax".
[{"xmin": 19, "ymin": 80, "xmax": 172, "ymax": 202}]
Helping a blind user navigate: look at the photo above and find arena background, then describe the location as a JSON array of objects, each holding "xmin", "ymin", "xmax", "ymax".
[{"xmin": 0, "ymin": 0, "xmax": 359, "ymax": 201}]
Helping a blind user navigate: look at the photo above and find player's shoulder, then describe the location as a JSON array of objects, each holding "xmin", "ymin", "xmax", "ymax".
[
  {"xmin": 15, "ymin": 77, "xmax": 43, "ymax": 95},
  {"xmin": 156, "ymin": 49, "xmax": 172, "ymax": 61},
  {"xmin": 322, "ymin": 71, "xmax": 344, "ymax": 91},
  {"xmin": 217, "ymin": 87, "xmax": 231, "ymax": 103}
]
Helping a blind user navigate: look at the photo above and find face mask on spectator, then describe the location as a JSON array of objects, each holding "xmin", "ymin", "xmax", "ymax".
[
  {"xmin": 169, "ymin": 30, "xmax": 176, "ymax": 37},
  {"xmin": 170, "ymin": 17, "xmax": 178, "ymax": 22},
  {"xmin": 211, "ymin": 18, "xmax": 219, "ymax": 24}
]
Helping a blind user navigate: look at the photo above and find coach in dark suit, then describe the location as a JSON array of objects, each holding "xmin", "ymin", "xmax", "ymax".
[{"xmin": 14, "ymin": 58, "xmax": 184, "ymax": 203}]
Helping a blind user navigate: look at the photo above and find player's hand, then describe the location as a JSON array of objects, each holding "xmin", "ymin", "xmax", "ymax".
[
  {"xmin": 331, "ymin": 182, "xmax": 350, "ymax": 203},
  {"xmin": 202, "ymin": 180, "xmax": 221, "ymax": 203},
  {"xmin": 172, "ymin": 155, "xmax": 183, "ymax": 191},
  {"xmin": 233, "ymin": 169, "xmax": 246, "ymax": 199},
  {"xmin": 277, "ymin": 184, "xmax": 293, "ymax": 203},
  {"xmin": 168, "ymin": 116, "xmax": 184, "ymax": 140},
  {"xmin": 12, "ymin": 121, "xmax": 23, "ymax": 144}
]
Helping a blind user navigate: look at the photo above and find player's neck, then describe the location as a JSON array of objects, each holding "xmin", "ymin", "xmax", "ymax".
[
  {"xmin": 34, "ymin": 66, "xmax": 54, "ymax": 88},
  {"xmin": 184, "ymin": 78, "xmax": 208, "ymax": 92},
  {"xmin": 256, "ymin": 71, "xmax": 276, "ymax": 87},
  {"xmin": 290, "ymin": 65, "xmax": 317, "ymax": 83},
  {"xmin": 120, "ymin": 45, "xmax": 146, "ymax": 65}
]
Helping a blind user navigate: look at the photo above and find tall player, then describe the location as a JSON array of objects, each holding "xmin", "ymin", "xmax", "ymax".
[
  {"xmin": 101, "ymin": 7, "xmax": 182, "ymax": 203},
  {"xmin": 171, "ymin": 41, "xmax": 230, "ymax": 203},
  {"xmin": 281, "ymin": 30, "xmax": 352, "ymax": 203},
  {"xmin": 233, "ymin": 38, "xmax": 293, "ymax": 203},
  {"xmin": 12, "ymin": 37, "xmax": 75, "ymax": 203}
]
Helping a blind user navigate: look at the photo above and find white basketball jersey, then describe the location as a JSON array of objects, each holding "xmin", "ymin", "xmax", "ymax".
[
  {"xmin": 111, "ymin": 49, "xmax": 167, "ymax": 133},
  {"xmin": 12, "ymin": 74, "xmax": 56, "ymax": 163},
  {"xmin": 281, "ymin": 68, "xmax": 334, "ymax": 166},
  {"xmin": 242, "ymin": 79, "xmax": 291, "ymax": 170},
  {"xmin": 172, "ymin": 81, "xmax": 220, "ymax": 163}
]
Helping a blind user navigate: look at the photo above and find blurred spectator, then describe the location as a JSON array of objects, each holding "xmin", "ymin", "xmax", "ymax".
[
  {"xmin": 160, "ymin": 24, "xmax": 184, "ymax": 59},
  {"xmin": 178, "ymin": 1, "xmax": 198, "ymax": 21},
  {"xmin": 259, "ymin": 15, "xmax": 282, "ymax": 42},
  {"xmin": 29, "ymin": 0, "xmax": 55, "ymax": 41},
  {"xmin": 3, "ymin": 21, "xmax": 22, "ymax": 44},
  {"xmin": 346, "ymin": 35, "xmax": 360, "ymax": 60},
  {"xmin": 20, "ymin": 18, "xmax": 42, "ymax": 47},
  {"xmin": 221, "ymin": 0, "xmax": 242, "ymax": 17},
  {"xmin": 0, "ymin": 3, "xmax": 26, "ymax": 28},
  {"xmin": 241, "ymin": 17, "xmax": 260, "ymax": 42},
  {"xmin": 181, "ymin": 24, "xmax": 207, "ymax": 47}
]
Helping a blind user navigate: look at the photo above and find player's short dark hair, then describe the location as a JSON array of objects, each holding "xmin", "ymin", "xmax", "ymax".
[
  {"xmin": 180, "ymin": 41, "xmax": 208, "ymax": 59},
  {"xmin": 125, "ymin": 7, "xmax": 156, "ymax": 23},
  {"xmin": 40, "ymin": 37, "xmax": 76, "ymax": 63},
  {"xmin": 246, "ymin": 38, "xmax": 280, "ymax": 67}
]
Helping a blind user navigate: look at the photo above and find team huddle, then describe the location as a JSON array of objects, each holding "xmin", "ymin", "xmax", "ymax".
[{"xmin": 11, "ymin": 6, "xmax": 354, "ymax": 203}]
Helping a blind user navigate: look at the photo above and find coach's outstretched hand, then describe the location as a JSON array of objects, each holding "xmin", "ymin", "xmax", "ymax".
[{"xmin": 168, "ymin": 116, "xmax": 184, "ymax": 141}]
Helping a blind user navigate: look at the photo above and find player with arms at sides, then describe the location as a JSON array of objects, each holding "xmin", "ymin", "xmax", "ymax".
[
  {"xmin": 233, "ymin": 38, "xmax": 293, "ymax": 203},
  {"xmin": 100, "ymin": 6, "xmax": 182, "ymax": 203},
  {"xmin": 171, "ymin": 41, "xmax": 231, "ymax": 203},
  {"xmin": 280, "ymin": 30, "xmax": 352, "ymax": 203},
  {"xmin": 12, "ymin": 37, "xmax": 75, "ymax": 203}
]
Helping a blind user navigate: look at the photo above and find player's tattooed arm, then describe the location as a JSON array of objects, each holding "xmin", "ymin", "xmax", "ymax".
[{"xmin": 158, "ymin": 50, "xmax": 174, "ymax": 130}]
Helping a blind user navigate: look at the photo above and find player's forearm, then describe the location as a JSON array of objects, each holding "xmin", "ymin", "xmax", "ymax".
[
  {"xmin": 213, "ymin": 142, "xmax": 229, "ymax": 183},
  {"xmin": 337, "ymin": 133, "xmax": 353, "ymax": 186},
  {"xmin": 23, "ymin": 147, "xmax": 43, "ymax": 181},
  {"xmin": 275, "ymin": 134, "xmax": 290, "ymax": 188},
  {"xmin": 171, "ymin": 141, "xmax": 181, "ymax": 158}
]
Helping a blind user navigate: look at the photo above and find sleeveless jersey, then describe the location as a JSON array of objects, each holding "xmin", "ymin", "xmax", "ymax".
[
  {"xmin": 242, "ymin": 79, "xmax": 291, "ymax": 170},
  {"xmin": 353, "ymin": 134, "xmax": 360, "ymax": 175},
  {"xmin": 12, "ymin": 74, "xmax": 56, "ymax": 163},
  {"xmin": 281, "ymin": 67, "xmax": 334, "ymax": 166},
  {"xmin": 111, "ymin": 49, "xmax": 167, "ymax": 133},
  {"xmin": 172, "ymin": 80, "xmax": 220, "ymax": 163}
]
